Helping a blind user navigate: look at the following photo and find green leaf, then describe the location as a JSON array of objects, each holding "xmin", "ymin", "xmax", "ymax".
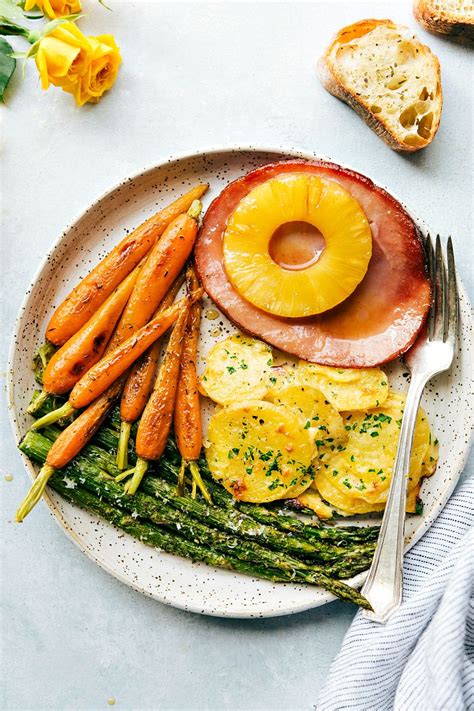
[
  {"xmin": 0, "ymin": 15, "xmax": 31, "ymax": 37},
  {"xmin": 0, "ymin": 0, "xmax": 24, "ymax": 22},
  {"xmin": 0, "ymin": 36, "xmax": 15, "ymax": 101}
]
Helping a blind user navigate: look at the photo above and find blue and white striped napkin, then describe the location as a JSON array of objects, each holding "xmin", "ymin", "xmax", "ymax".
[{"xmin": 317, "ymin": 476, "xmax": 474, "ymax": 711}]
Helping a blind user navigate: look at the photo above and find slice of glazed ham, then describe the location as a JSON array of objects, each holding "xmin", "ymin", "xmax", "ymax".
[{"xmin": 195, "ymin": 160, "xmax": 431, "ymax": 367}]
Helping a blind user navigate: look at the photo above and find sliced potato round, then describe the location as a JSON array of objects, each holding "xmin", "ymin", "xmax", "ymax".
[
  {"xmin": 267, "ymin": 384, "xmax": 347, "ymax": 445},
  {"xmin": 312, "ymin": 391, "xmax": 432, "ymax": 514},
  {"xmin": 421, "ymin": 434, "xmax": 439, "ymax": 477},
  {"xmin": 200, "ymin": 334, "xmax": 273, "ymax": 405},
  {"xmin": 205, "ymin": 400, "xmax": 315, "ymax": 503},
  {"xmin": 298, "ymin": 361, "xmax": 389, "ymax": 411},
  {"xmin": 266, "ymin": 364, "xmax": 298, "ymax": 397},
  {"xmin": 281, "ymin": 471, "xmax": 315, "ymax": 500},
  {"xmin": 296, "ymin": 487, "xmax": 335, "ymax": 519},
  {"xmin": 406, "ymin": 484, "xmax": 421, "ymax": 514}
]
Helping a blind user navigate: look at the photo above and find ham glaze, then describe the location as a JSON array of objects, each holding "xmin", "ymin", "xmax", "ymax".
[{"xmin": 195, "ymin": 160, "xmax": 431, "ymax": 367}]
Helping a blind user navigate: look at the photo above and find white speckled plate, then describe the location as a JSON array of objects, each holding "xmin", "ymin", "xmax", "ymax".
[{"xmin": 8, "ymin": 147, "xmax": 474, "ymax": 618}]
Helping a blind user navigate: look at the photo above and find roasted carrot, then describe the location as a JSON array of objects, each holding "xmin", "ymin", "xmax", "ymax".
[
  {"xmin": 174, "ymin": 266, "xmax": 210, "ymax": 502},
  {"xmin": 29, "ymin": 298, "xmax": 185, "ymax": 430},
  {"xmin": 69, "ymin": 295, "xmax": 198, "ymax": 410},
  {"xmin": 111, "ymin": 200, "xmax": 202, "ymax": 346},
  {"xmin": 42, "ymin": 261, "xmax": 143, "ymax": 396},
  {"xmin": 123, "ymin": 305, "xmax": 190, "ymax": 495},
  {"xmin": 15, "ymin": 381, "xmax": 122, "ymax": 522},
  {"xmin": 46, "ymin": 185, "xmax": 208, "ymax": 346},
  {"xmin": 18, "ymin": 198, "xmax": 206, "ymax": 520},
  {"xmin": 33, "ymin": 201, "xmax": 203, "ymax": 430},
  {"xmin": 116, "ymin": 273, "xmax": 185, "ymax": 469}
]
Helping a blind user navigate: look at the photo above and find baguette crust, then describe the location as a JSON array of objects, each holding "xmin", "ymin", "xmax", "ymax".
[
  {"xmin": 414, "ymin": 0, "xmax": 474, "ymax": 41},
  {"xmin": 318, "ymin": 19, "xmax": 442, "ymax": 152}
]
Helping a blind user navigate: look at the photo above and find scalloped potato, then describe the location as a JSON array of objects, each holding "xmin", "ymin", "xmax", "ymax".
[
  {"xmin": 311, "ymin": 391, "xmax": 435, "ymax": 514},
  {"xmin": 266, "ymin": 364, "xmax": 298, "ymax": 398},
  {"xmin": 297, "ymin": 362, "xmax": 389, "ymax": 411},
  {"xmin": 200, "ymin": 334, "xmax": 437, "ymax": 514},
  {"xmin": 267, "ymin": 384, "xmax": 347, "ymax": 445},
  {"xmin": 205, "ymin": 400, "xmax": 316, "ymax": 503},
  {"xmin": 200, "ymin": 334, "xmax": 273, "ymax": 405}
]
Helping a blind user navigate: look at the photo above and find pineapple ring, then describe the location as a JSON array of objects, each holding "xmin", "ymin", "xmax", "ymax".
[
  {"xmin": 205, "ymin": 400, "xmax": 316, "ymax": 503},
  {"xmin": 223, "ymin": 173, "xmax": 372, "ymax": 318},
  {"xmin": 200, "ymin": 334, "xmax": 273, "ymax": 405}
]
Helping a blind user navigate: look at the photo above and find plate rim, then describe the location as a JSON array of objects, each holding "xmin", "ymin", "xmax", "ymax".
[{"xmin": 7, "ymin": 144, "xmax": 474, "ymax": 618}]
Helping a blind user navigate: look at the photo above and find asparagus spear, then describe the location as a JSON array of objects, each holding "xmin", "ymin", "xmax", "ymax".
[
  {"xmin": 20, "ymin": 430, "xmax": 374, "ymax": 565},
  {"xmin": 53, "ymin": 451, "xmax": 372, "ymax": 579},
  {"xmin": 30, "ymin": 393, "xmax": 380, "ymax": 546},
  {"xmin": 46, "ymin": 472, "xmax": 371, "ymax": 608},
  {"xmin": 93, "ymin": 417, "xmax": 380, "ymax": 545},
  {"xmin": 107, "ymin": 408, "xmax": 380, "ymax": 545}
]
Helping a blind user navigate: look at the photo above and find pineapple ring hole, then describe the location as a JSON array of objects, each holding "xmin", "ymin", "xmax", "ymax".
[{"xmin": 269, "ymin": 221, "xmax": 326, "ymax": 271}]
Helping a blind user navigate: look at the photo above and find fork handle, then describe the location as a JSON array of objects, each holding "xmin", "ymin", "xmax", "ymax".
[{"xmin": 361, "ymin": 374, "xmax": 427, "ymax": 623}]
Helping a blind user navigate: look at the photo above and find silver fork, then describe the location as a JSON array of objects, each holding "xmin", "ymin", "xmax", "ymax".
[{"xmin": 361, "ymin": 235, "xmax": 458, "ymax": 623}]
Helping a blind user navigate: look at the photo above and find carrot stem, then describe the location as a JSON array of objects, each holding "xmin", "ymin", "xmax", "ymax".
[
  {"xmin": 31, "ymin": 402, "xmax": 77, "ymax": 431},
  {"xmin": 191, "ymin": 479, "xmax": 197, "ymax": 499},
  {"xmin": 187, "ymin": 199, "xmax": 203, "ymax": 220},
  {"xmin": 114, "ymin": 467, "xmax": 135, "ymax": 483},
  {"xmin": 177, "ymin": 458, "xmax": 186, "ymax": 496},
  {"xmin": 16, "ymin": 464, "xmax": 56, "ymax": 522},
  {"xmin": 116, "ymin": 420, "xmax": 131, "ymax": 470},
  {"xmin": 189, "ymin": 461, "xmax": 212, "ymax": 504},
  {"xmin": 124, "ymin": 456, "xmax": 149, "ymax": 495}
]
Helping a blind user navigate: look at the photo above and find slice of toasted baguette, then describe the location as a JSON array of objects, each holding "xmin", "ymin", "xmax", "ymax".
[
  {"xmin": 318, "ymin": 19, "xmax": 442, "ymax": 152},
  {"xmin": 414, "ymin": 0, "xmax": 474, "ymax": 41}
]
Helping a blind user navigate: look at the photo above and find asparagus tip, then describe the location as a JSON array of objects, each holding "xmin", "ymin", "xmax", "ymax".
[{"xmin": 27, "ymin": 390, "xmax": 49, "ymax": 416}]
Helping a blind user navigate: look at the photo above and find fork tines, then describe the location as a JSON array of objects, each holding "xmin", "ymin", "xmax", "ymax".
[{"xmin": 426, "ymin": 235, "xmax": 458, "ymax": 345}]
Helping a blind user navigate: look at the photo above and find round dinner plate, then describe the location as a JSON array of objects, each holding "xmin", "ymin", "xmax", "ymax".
[{"xmin": 8, "ymin": 146, "xmax": 474, "ymax": 618}]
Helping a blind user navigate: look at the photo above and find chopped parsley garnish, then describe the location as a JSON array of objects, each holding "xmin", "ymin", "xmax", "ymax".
[{"xmin": 268, "ymin": 478, "xmax": 282, "ymax": 491}]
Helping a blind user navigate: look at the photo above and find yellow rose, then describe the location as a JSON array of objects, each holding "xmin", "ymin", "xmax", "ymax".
[
  {"xmin": 24, "ymin": 0, "xmax": 82, "ymax": 20},
  {"xmin": 34, "ymin": 23, "xmax": 121, "ymax": 106},
  {"xmin": 72, "ymin": 35, "xmax": 122, "ymax": 106},
  {"xmin": 35, "ymin": 22, "xmax": 91, "ymax": 91}
]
